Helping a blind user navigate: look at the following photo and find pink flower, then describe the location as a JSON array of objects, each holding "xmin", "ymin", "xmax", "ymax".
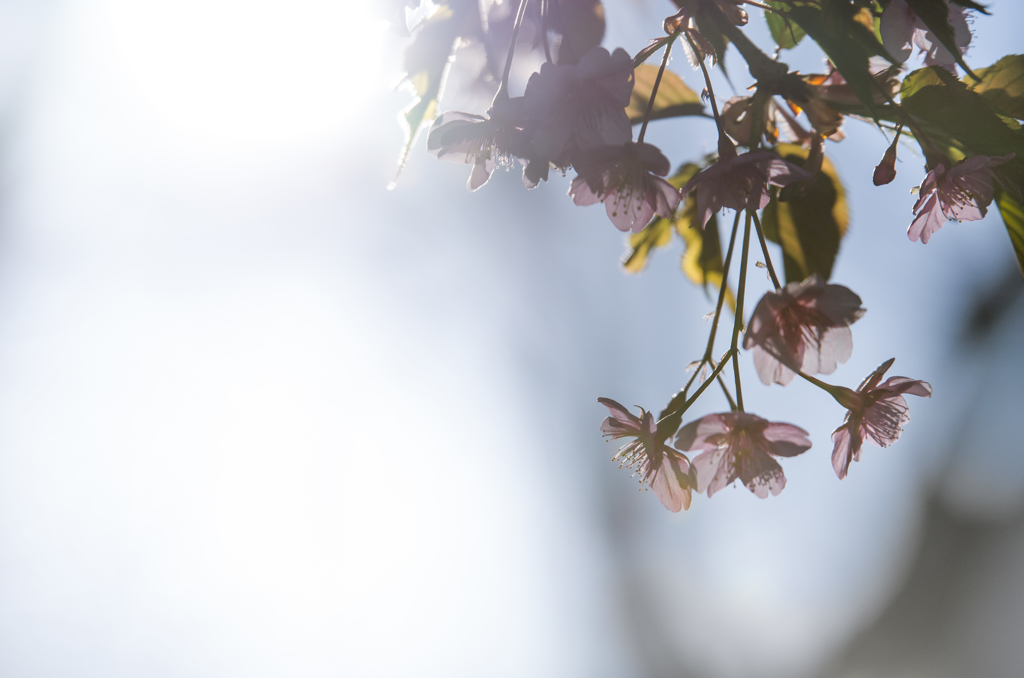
[
  {"xmin": 880, "ymin": 0, "xmax": 971, "ymax": 70},
  {"xmin": 830, "ymin": 359, "xmax": 932, "ymax": 480},
  {"xmin": 679, "ymin": 140, "xmax": 810, "ymax": 229},
  {"xmin": 523, "ymin": 47, "xmax": 634, "ymax": 169},
  {"xmin": 675, "ymin": 412, "xmax": 811, "ymax": 498},
  {"xmin": 426, "ymin": 96, "xmax": 528, "ymax": 191},
  {"xmin": 569, "ymin": 142, "xmax": 681, "ymax": 232},
  {"xmin": 743, "ymin": 275, "xmax": 865, "ymax": 386},
  {"xmin": 908, "ymin": 154, "xmax": 1015, "ymax": 244},
  {"xmin": 599, "ymin": 398, "xmax": 694, "ymax": 512}
]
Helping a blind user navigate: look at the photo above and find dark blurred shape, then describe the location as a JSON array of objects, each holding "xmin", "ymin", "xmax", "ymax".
[
  {"xmin": 961, "ymin": 264, "xmax": 1023, "ymax": 343},
  {"xmin": 819, "ymin": 496, "xmax": 1024, "ymax": 678}
]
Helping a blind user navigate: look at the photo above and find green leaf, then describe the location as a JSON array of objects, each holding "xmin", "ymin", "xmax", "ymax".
[
  {"xmin": 626, "ymin": 65, "xmax": 705, "ymax": 125},
  {"xmin": 623, "ymin": 216, "xmax": 674, "ymax": 273},
  {"xmin": 623, "ymin": 164, "xmax": 699, "ymax": 272},
  {"xmin": 765, "ymin": 1, "xmax": 806, "ymax": 51},
  {"xmin": 785, "ymin": 4, "xmax": 892, "ymax": 113},
  {"xmin": 901, "ymin": 67, "xmax": 1024, "ymax": 158},
  {"xmin": 762, "ymin": 143, "xmax": 849, "ymax": 284},
  {"xmin": 679, "ymin": 210, "xmax": 734, "ymax": 309},
  {"xmin": 995, "ymin": 188, "xmax": 1024, "ymax": 278},
  {"xmin": 904, "ymin": 0, "xmax": 977, "ymax": 78},
  {"xmin": 965, "ymin": 55, "xmax": 1024, "ymax": 119}
]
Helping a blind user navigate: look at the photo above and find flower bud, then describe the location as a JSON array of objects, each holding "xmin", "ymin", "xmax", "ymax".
[
  {"xmin": 718, "ymin": 0, "xmax": 748, "ymax": 26},
  {"xmin": 664, "ymin": 8, "xmax": 688, "ymax": 35},
  {"xmin": 873, "ymin": 140, "xmax": 898, "ymax": 186}
]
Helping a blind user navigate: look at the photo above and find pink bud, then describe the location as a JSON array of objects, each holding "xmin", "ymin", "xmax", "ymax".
[{"xmin": 873, "ymin": 137, "xmax": 899, "ymax": 186}]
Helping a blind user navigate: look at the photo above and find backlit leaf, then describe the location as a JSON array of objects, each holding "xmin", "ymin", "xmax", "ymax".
[
  {"xmin": 765, "ymin": 1, "xmax": 806, "ymax": 51},
  {"xmin": 623, "ymin": 217, "xmax": 674, "ymax": 273},
  {"xmin": 623, "ymin": 164, "xmax": 699, "ymax": 272},
  {"xmin": 965, "ymin": 55, "xmax": 1024, "ymax": 119},
  {"xmin": 626, "ymin": 65, "xmax": 705, "ymax": 125},
  {"xmin": 762, "ymin": 143, "xmax": 849, "ymax": 284},
  {"xmin": 901, "ymin": 67, "xmax": 1024, "ymax": 158},
  {"xmin": 995, "ymin": 188, "xmax": 1024, "ymax": 278}
]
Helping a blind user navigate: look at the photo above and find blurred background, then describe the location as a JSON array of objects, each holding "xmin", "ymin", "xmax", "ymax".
[{"xmin": 0, "ymin": 0, "xmax": 1020, "ymax": 676}]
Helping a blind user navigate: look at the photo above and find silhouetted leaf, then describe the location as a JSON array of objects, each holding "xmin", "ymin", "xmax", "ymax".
[
  {"xmin": 761, "ymin": 143, "xmax": 849, "ymax": 284},
  {"xmin": 785, "ymin": 4, "xmax": 892, "ymax": 113},
  {"xmin": 965, "ymin": 55, "xmax": 1024, "ymax": 119},
  {"xmin": 765, "ymin": 1, "xmax": 806, "ymax": 50},
  {"xmin": 995, "ymin": 188, "xmax": 1024, "ymax": 278},
  {"xmin": 626, "ymin": 65, "xmax": 705, "ymax": 125}
]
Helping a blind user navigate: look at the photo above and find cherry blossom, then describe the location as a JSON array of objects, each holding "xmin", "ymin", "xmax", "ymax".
[
  {"xmin": 599, "ymin": 398, "xmax": 694, "ymax": 512},
  {"xmin": 569, "ymin": 142, "xmax": 681, "ymax": 233},
  {"xmin": 679, "ymin": 139, "xmax": 809, "ymax": 229},
  {"xmin": 908, "ymin": 154, "xmax": 1015, "ymax": 244},
  {"xmin": 881, "ymin": 0, "xmax": 971, "ymax": 69},
  {"xmin": 426, "ymin": 96, "xmax": 529, "ymax": 191},
  {"xmin": 675, "ymin": 412, "xmax": 811, "ymax": 498},
  {"xmin": 523, "ymin": 47, "xmax": 634, "ymax": 169},
  {"xmin": 830, "ymin": 359, "xmax": 932, "ymax": 480},
  {"xmin": 743, "ymin": 275, "xmax": 865, "ymax": 386}
]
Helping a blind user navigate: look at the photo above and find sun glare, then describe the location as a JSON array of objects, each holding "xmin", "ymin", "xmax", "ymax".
[{"xmin": 100, "ymin": 0, "xmax": 385, "ymax": 148}]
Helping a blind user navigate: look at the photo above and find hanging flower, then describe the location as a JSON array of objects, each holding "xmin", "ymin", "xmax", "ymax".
[
  {"xmin": 675, "ymin": 412, "xmax": 811, "ymax": 498},
  {"xmin": 829, "ymin": 359, "xmax": 932, "ymax": 480},
  {"xmin": 743, "ymin": 275, "xmax": 865, "ymax": 386},
  {"xmin": 523, "ymin": 47, "xmax": 634, "ymax": 169},
  {"xmin": 599, "ymin": 398, "xmax": 694, "ymax": 512},
  {"xmin": 570, "ymin": 142, "xmax": 681, "ymax": 233},
  {"xmin": 881, "ymin": 0, "xmax": 972, "ymax": 70},
  {"xmin": 426, "ymin": 96, "xmax": 529, "ymax": 191},
  {"xmin": 680, "ymin": 139, "xmax": 810, "ymax": 229},
  {"xmin": 908, "ymin": 153, "xmax": 1015, "ymax": 244}
]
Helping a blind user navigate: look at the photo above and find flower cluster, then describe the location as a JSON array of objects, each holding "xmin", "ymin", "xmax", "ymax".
[{"xmin": 392, "ymin": 0, "xmax": 1023, "ymax": 512}]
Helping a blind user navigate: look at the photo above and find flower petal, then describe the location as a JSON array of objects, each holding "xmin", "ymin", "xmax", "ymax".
[
  {"xmin": 762, "ymin": 422, "xmax": 812, "ymax": 456},
  {"xmin": 649, "ymin": 452, "xmax": 693, "ymax": 512},
  {"xmin": 675, "ymin": 414, "xmax": 730, "ymax": 452}
]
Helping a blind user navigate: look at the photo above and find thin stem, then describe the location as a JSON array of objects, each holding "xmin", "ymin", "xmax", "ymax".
[
  {"xmin": 751, "ymin": 211, "xmax": 781, "ymax": 290},
  {"xmin": 730, "ymin": 211, "xmax": 753, "ymax": 411},
  {"xmin": 710, "ymin": 358, "xmax": 738, "ymax": 410},
  {"xmin": 496, "ymin": 0, "xmax": 530, "ymax": 101},
  {"xmin": 663, "ymin": 351, "xmax": 735, "ymax": 423},
  {"xmin": 703, "ymin": 210, "xmax": 741, "ymax": 362},
  {"xmin": 638, "ymin": 31, "xmax": 678, "ymax": 144},
  {"xmin": 687, "ymin": 33, "xmax": 725, "ymax": 139}
]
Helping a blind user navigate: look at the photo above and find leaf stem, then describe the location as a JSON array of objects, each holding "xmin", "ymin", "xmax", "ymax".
[
  {"xmin": 703, "ymin": 210, "xmax": 741, "ymax": 363},
  {"xmin": 687, "ymin": 32, "xmax": 725, "ymax": 140},
  {"xmin": 496, "ymin": 0, "xmax": 530, "ymax": 101},
  {"xmin": 730, "ymin": 211, "xmax": 753, "ymax": 411},
  {"xmin": 751, "ymin": 210, "xmax": 782, "ymax": 290},
  {"xmin": 660, "ymin": 350, "xmax": 736, "ymax": 425},
  {"xmin": 638, "ymin": 31, "xmax": 679, "ymax": 144}
]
